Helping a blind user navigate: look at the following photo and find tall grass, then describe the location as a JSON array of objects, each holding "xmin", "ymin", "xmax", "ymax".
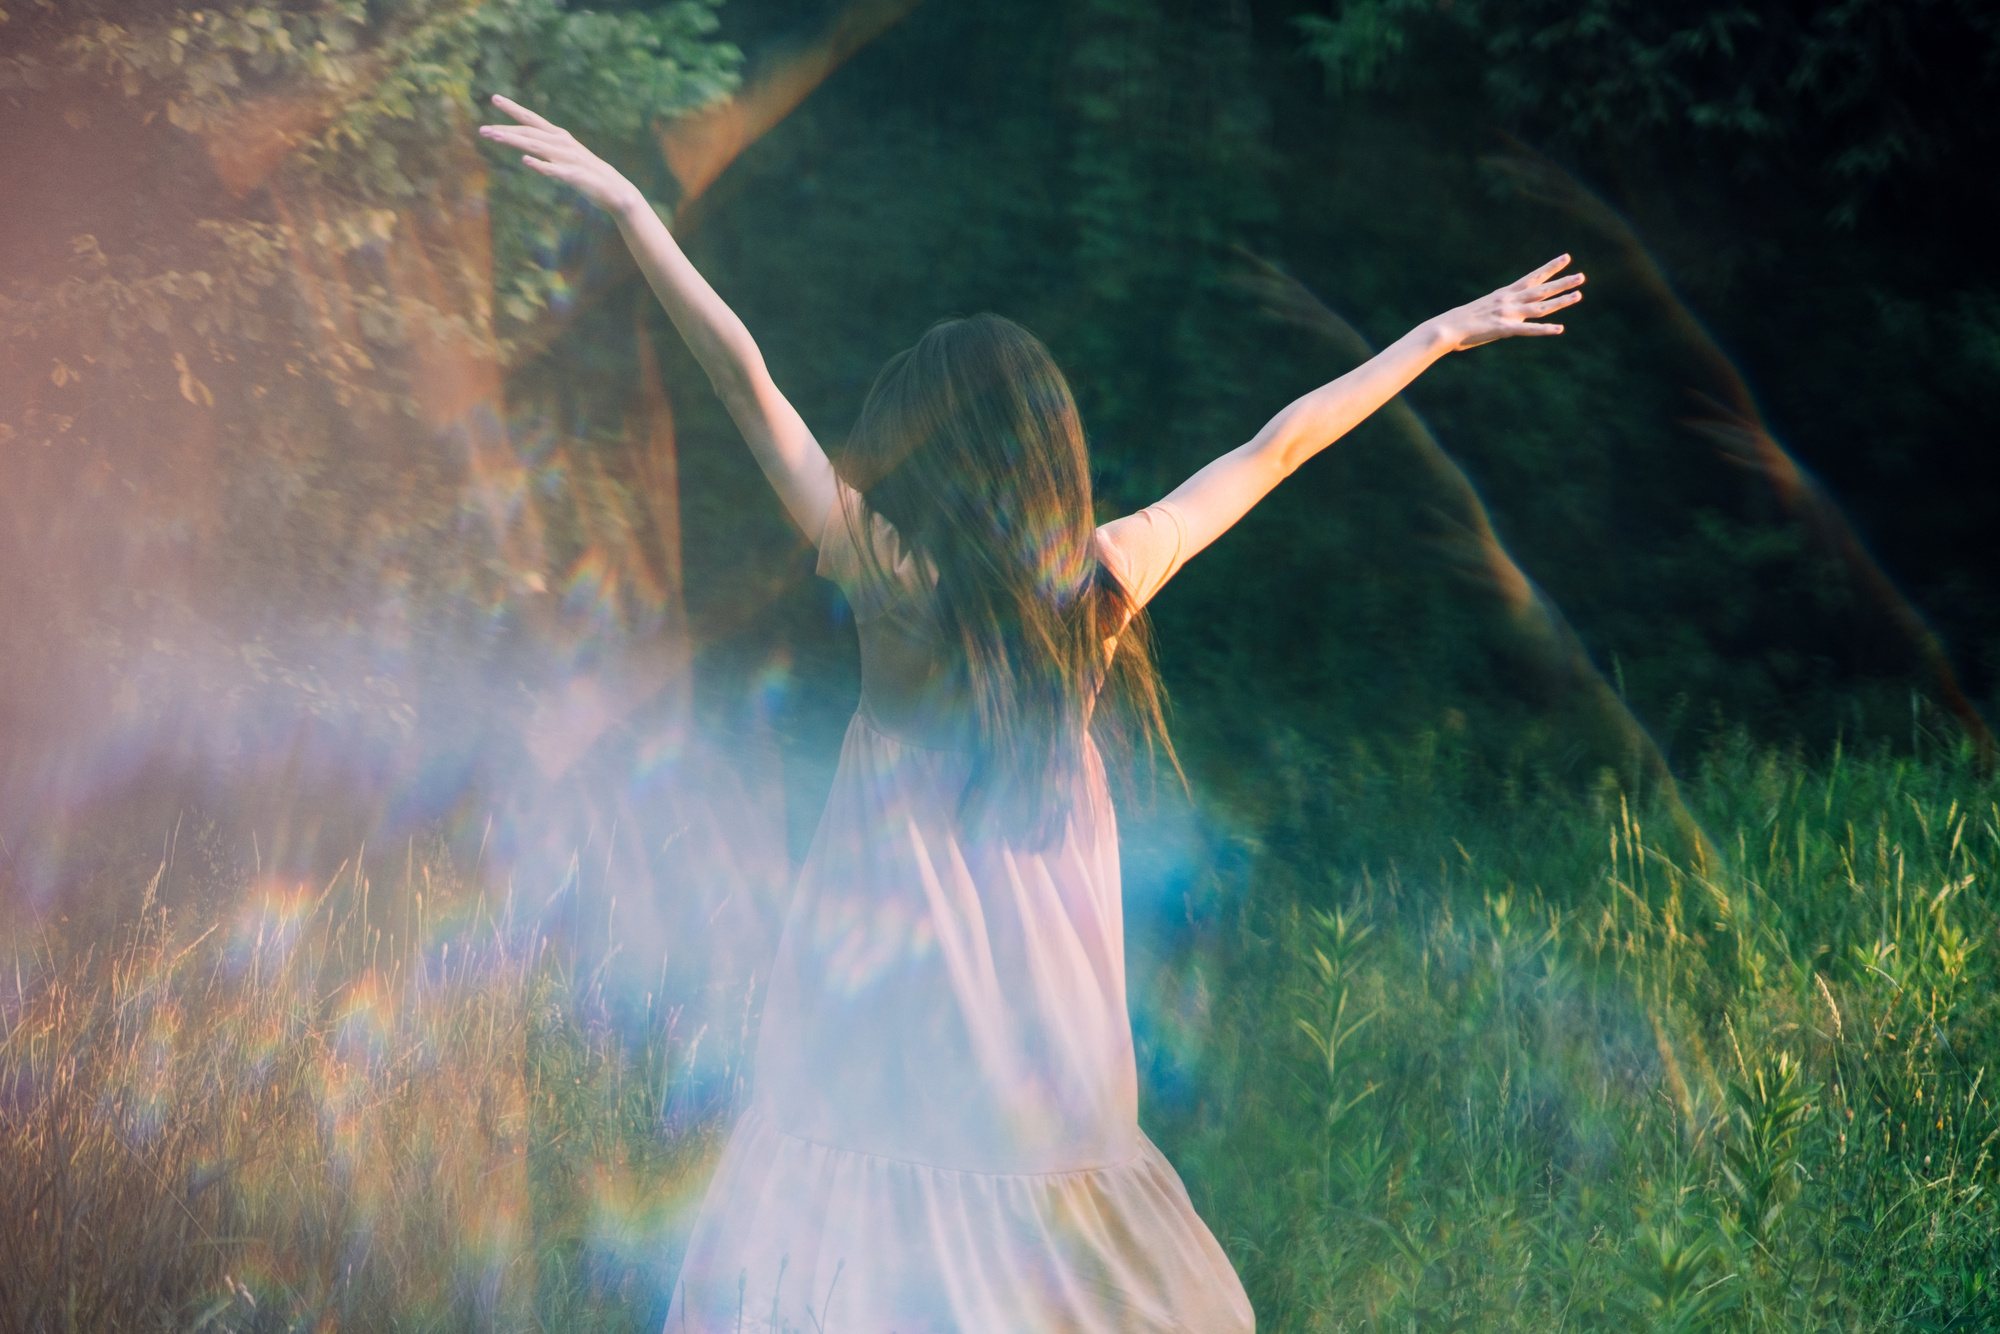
[
  {"xmin": 0, "ymin": 852, "xmax": 719, "ymax": 1333},
  {"xmin": 1148, "ymin": 732, "xmax": 2000, "ymax": 1332},
  {"xmin": 3, "ymin": 734, "xmax": 1996, "ymax": 1332}
]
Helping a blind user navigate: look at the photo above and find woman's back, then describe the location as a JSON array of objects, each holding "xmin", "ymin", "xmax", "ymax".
[
  {"xmin": 661, "ymin": 482, "xmax": 1252, "ymax": 1331},
  {"xmin": 822, "ymin": 478, "xmax": 1192, "ymax": 753},
  {"xmin": 479, "ymin": 92, "xmax": 1583, "ymax": 1328},
  {"xmin": 747, "ymin": 485, "xmax": 1192, "ymax": 1164}
]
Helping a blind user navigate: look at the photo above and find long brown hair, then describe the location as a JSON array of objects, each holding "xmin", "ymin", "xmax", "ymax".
[{"xmin": 841, "ymin": 314, "xmax": 1179, "ymax": 846}]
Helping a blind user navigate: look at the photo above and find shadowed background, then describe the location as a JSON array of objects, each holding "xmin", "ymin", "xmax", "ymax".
[
  {"xmin": 2, "ymin": 1, "xmax": 1998, "ymax": 1329},
  {"xmin": 4, "ymin": 0, "xmax": 1996, "ymax": 916}
]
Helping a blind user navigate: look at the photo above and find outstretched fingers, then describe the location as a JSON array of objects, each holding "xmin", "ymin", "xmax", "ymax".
[
  {"xmin": 1526, "ymin": 289, "xmax": 1584, "ymax": 316},
  {"xmin": 489, "ymin": 93, "xmax": 556, "ymax": 130},
  {"xmin": 482, "ymin": 97, "xmax": 580, "ymax": 165},
  {"xmin": 484, "ymin": 129, "xmax": 572, "ymax": 161},
  {"xmin": 1512, "ymin": 263, "xmax": 1584, "ymax": 333},
  {"xmin": 1517, "ymin": 253, "xmax": 1574, "ymax": 288},
  {"xmin": 479, "ymin": 128, "xmax": 556, "ymax": 175},
  {"xmin": 1525, "ymin": 272, "xmax": 1586, "ymax": 302},
  {"xmin": 1438, "ymin": 253, "xmax": 1585, "ymax": 348},
  {"xmin": 476, "ymin": 100, "xmax": 635, "ymax": 213},
  {"xmin": 480, "ymin": 120, "xmax": 573, "ymax": 168}
]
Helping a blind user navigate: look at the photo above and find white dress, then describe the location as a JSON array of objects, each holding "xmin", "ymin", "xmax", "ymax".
[{"xmin": 666, "ymin": 485, "xmax": 1253, "ymax": 1334}]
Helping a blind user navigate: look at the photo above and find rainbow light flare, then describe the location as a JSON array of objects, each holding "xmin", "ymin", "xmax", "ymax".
[{"xmin": 0, "ymin": 5, "xmax": 1231, "ymax": 1326}]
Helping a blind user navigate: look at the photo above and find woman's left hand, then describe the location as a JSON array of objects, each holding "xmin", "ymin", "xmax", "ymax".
[
  {"xmin": 478, "ymin": 94, "xmax": 643, "ymax": 216},
  {"xmin": 1430, "ymin": 255, "xmax": 1585, "ymax": 351}
]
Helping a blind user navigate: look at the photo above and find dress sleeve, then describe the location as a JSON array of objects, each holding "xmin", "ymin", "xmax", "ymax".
[
  {"xmin": 1094, "ymin": 500, "xmax": 1190, "ymax": 610},
  {"xmin": 816, "ymin": 479, "xmax": 936, "ymax": 623}
]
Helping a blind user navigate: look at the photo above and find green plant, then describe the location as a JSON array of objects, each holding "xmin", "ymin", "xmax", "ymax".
[{"xmin": 1718, "ymin": 1050, "xmax": 1814, "ymax": 1257}]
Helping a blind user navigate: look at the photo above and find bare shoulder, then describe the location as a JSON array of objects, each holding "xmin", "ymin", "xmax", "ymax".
[{"xmin": 1096, "ymin": 504, "xmax": 1189, "ymax": 609}]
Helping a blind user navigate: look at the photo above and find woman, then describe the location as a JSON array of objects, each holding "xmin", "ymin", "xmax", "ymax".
[{"xmin": 481, "ymin": 94, "xmax": 1581, "ymax": 1333}]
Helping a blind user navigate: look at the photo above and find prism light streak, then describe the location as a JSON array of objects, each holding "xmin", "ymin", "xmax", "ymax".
[{"xmin": 1483, "ymin": 139, "xmax": 1997, "ymax": 771}]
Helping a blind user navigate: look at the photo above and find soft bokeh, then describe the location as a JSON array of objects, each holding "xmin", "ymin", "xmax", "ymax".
[{"xmin": 3, "ymin": 0, "xmax": 1997, "ymax": 1329}]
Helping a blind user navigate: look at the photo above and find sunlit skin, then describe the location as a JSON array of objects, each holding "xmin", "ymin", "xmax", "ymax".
[
  {"xmin": 480, "ymin": 93, "xmax": 1583, "ymax": 1331},
  {"xmin": 1229, "ymin": 249, "xmax": 1720, "ymax": 870},
  {"xmin": 471, "ymin": 103, "xmax": 1582, "ymax": 779},
  {"xmin": 481, "ymin": 93, "xmax": 1581, "ymax": 548},
  {"xmin": 8, "ymin": 6, "xmax": 1982, "ymax": 1325},
  {"xmin": 58, "ymin": 0, "xmax": 929, "ymax": 815}
]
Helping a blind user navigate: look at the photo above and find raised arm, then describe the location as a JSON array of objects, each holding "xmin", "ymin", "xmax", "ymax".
[
  {"xmin": 480, "ymin": 95, "xmax": 837, "ymax": 536},
  {"xmin": 1160, "ymin": 256, "xmax": 1584, "ymax": 561}
]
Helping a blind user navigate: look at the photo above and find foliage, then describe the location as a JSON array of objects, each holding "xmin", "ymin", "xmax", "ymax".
[
  {"xmin": 9, "ymin": 0, "xmax": 734, "ymax": 309},
  {"xmin": 674, "ymin": 1, "xmax": 1997, "ymax": 811},
  {"xmin": 1267, "ymin": 0, "xmax": 2000, "ymax": 767},
  {"xmin": 1139, "ymin": 729, "xmax": 2000, "ymax": 1332},
  {"xmin": 6, "ymin": 4, "xmax": 1999, "ymax": 1324},
  {"xmin": 0, "ymin": 0, "xmax": 736, "ymax": 778},
  {"xmin": 1294, "ymin": 0, "xmax": 2000, "ymax": 225},
  {"xmin": 4, "ymin": 0, "xmax": 1997, "ymax": 818},
  {"xmin": 7, "ymin": 737, "xmax": 1996, "ymax": 1330},
  {"xmin": 0, "ymin": 845, "xmax": 721, "ymax": 1332}
]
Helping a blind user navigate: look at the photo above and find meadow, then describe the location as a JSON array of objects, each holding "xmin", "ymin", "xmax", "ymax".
[
  {"xmin": 3, "ymin": 727, "xmax": 1995, "ymax": 1334},
  {"xmin": 4, "ymin": 1, "xmax": 1996, "ymax": 1330}
]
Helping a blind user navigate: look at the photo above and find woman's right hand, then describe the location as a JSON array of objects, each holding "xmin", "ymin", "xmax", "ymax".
[
  {"xmin": 479, "ymin": 94, "xmax": 644, "ymax": 217},
  {"xmin": 1429, "ymin": 255, "xmax": 1585, "ymax": 351}
]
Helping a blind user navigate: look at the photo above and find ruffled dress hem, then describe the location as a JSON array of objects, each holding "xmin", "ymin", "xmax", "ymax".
[{"xmin": 666, "ymin": 1105, "xmax": 1253, "ymax": 1334}]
